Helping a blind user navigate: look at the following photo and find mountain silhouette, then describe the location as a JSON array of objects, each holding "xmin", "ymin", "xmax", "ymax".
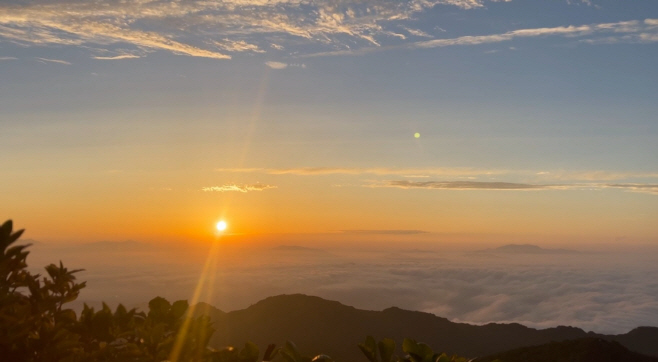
[
  {"xmin": 473, "ymin": 337, "xmax": 658, "ymax": 362},
  {"xmin": 195, "ymin": 294, "xmax": 658, "ymax": 361},
  {"xmin": 475, "ymin": 244, "xmax": 581, "ymax": 255}
]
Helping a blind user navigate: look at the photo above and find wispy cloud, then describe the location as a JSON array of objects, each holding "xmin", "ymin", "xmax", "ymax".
[
  {"xmin": 605, "ymin": 183, "xmax": 658, "ymax": 195},
  {"xmin": 265, "ymin": 61, "xmax": 306, "ymax": 69},
  {"xmin": 378, "ymin": 180, "xmax": 563, "ymax": 190},
  {"xmin": 0, "ymin": 0, "xmax": 493, "ymax": 59},
  {"xmin": 265, "ymin": 61, "xmax": 288, "ymax": 69},
  {"xmin": 214, "ymin": 39, "xmax": 265, "ymax": 53},
  {"xmin": 3, "ymin": 1, "xmax": 654, "ymax": 60},
  {"xmin": 541, "ymin": 170, "xmax": 658, "ymax": 181},
  {"xmin": 35, "ymin": 57, "xmax": 71, "ymax": 65},
  {"xmin": 202, "ymin": 183, "xmax": 277, "ymax": 193},
  {"xmin": 92, "ymin": 54, "xmax": 141, "ymax": 60},
  {"xmin": 402, "ymin": 27, "xmax": 434, "ymax": 38},
  {"xmin": 304, "ymin": 18, "xmax": 658, "ymax": 57},
  {"xmin": 0, "ymin": 56, "xmax": 17, "ymax": 60}
]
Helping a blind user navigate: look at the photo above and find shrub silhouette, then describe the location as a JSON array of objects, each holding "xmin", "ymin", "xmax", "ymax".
[
  {"xmin": 0, "ymin": 220, "xmax": 216, "ymax": 361},
  {"xmin": 358, "ymin": 336, "xmax": 468, "ymax": 362},
  {"xmin": 1, "ymin": 219, "xmax": 86, "ymax": 361}
]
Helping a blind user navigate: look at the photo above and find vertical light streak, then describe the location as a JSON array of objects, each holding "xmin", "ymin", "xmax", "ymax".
[
  {"xmin": 222, "ymin": 69, "xmax": 271, "ymax": 214},
  {"xmin": 168, "ymin": 238, "xmax": 221, "ymax": 361}
]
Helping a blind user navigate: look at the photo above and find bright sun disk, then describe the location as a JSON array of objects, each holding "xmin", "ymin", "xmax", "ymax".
[{"xmin": 216, "ymin": 220, "xmax": 227, "ymax": 232}]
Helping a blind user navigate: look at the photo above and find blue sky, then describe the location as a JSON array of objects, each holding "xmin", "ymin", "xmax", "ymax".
[{"xmin": 1, "ymin": 0, "xmax": 657, "ymax": 242}]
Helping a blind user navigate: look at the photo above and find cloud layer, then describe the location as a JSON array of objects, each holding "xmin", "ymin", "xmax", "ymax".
[
  {"xmin": 215, "ymin": 167, "xmax": 658, "ymax": 195},
  {"xmin": 382, "ymin": 180, "xmax": 551, "ymax": 190},
  {"xmin": 1, "ymin": 1, "xmax": 657, "ymax": 60},
  {"xmin": 377, "ymin": 181, "xmax": 658, "ymax": 195},
  {"xmin": 30, "ymin": 241, "xmax": 658, "ymax": 335}
]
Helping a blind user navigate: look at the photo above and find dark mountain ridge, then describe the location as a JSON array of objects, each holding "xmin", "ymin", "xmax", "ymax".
[
  {"xmin": 196, "ymin": 294, "xmax": 658, "ymax": 362},
  {"xmin": 474, "ymin": 338, "xmax": 658, "ymax": 362}
]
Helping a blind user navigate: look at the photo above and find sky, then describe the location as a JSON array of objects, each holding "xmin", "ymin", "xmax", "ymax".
[{"xmin": 1, "ymin": 1, "xmax": 658, "ymax": 243}]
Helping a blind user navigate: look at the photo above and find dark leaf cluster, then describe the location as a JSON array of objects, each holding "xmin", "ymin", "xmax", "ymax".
[{"xmin": 358, "ymin": 336, "xmax": 469, "ymax": 362}]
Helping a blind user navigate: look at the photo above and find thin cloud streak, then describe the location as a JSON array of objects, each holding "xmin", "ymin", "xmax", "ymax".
[
  {"xmin": 605, "ymin": 184, "xmax": 658, "ymax": 195},
  {"xmin": 265, "ymin": 61, "xmax": 288, "ymax": 69},
  {"xmin": 215, "ymin": 167, "xmax": 658, "ymax": 183},
  {"xmin": 202, "ymin": 183, "xmax": 277, "ymax": 193},
  {"xmin": 35, "ymin": 57, "xmax": 71, "ymax": 65},
  {"xmin": 92, "ymin": 54, "xmax": 141, "ymax": 60},
  {"xmin": 374, "ymin": 180, "xmax": 658, "ymax": 194},
  {"xmin": 378, "ymin": 180, "xmax": 564, "ymax": 190},
  {"xmin": 304, "ymin": 18, "xmax": 658, "ymax": 57}
]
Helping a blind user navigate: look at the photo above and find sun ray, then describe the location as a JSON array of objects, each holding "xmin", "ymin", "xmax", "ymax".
[{"xmin": 168, "ymin": 238, "xmax": 221, "ymax": 361}]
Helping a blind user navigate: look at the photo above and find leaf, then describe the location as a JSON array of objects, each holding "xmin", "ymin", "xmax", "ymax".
[
  {"xmin": 402, "ymin": 339, "xmax": 434, "ymax": 362},
  {"xmin": 402, "ymin": 339, "xmax": 417, "ymax": 356},
  {"xmin": 56, "ymin": 309, "xmax": 77, "ymax": 324},
  {"xmin": 378, "ymin": 338, "xmax": 396, "ymax": 362},
  {"xmin": 359, "ymin": 344, "xmax": 377, "ymax": 362},
  {"xmin": 149, "ymin": 296, "xmax": 171, "ymax": 313},
  {"xmin": 358, "ymin": 336, "xmax": 378, "ymax": 362},
  {"xmin": 281, "ymin": 341, "xmax": 303, "ymax": 362},
  {"xmin": 239, "ymin": 341, "xmax": 260, "ymax": 362},
  {"xmin": 263, "ymin": 343, "xmax": 278, "ymax": 362},
  {"xmin": 170, "ymin": 300, "xmax": 189, "ymax": 320},
  {"xmin": 416, "ymin": 343, "xmax": 434, "ymax": 362}
]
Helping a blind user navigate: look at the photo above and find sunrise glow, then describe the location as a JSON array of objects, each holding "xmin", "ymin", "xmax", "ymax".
[{"xmin": 2, "ymin": 1, "xmax": 658, "ymax": 347}]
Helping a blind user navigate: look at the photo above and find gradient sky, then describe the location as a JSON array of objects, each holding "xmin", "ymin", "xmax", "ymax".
[{"xmin": 1, "ymin": 0, "xmax": 657, "ymax": 244}]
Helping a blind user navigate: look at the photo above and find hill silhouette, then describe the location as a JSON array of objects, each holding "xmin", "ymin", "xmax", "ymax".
[
  {"xmin": 474, "ymin": 244, "xmax": 581, "ymax": 255},
  {"xmin": 473, "ymin": 338, "xmax": 658, "ymax": 362},
  {"xmin": 196, "ymin": 294, "xmax": 658, "ymax": 361}
]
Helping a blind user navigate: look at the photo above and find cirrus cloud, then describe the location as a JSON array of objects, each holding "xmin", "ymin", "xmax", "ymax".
[{"xmin": 2, "ymin": 1, "xmax": 657, "ymax": 60}]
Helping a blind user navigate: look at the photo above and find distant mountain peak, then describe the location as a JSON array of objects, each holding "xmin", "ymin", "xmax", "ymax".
[
  {"xmin": 247, "ymin": 294, "xmax": 351, "ymax": 311},
  {"xmin": 475, "ymin": 244, "xmax": 580, "ymax": 255}
]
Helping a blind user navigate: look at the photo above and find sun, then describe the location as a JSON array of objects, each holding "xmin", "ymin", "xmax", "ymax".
[{"xmin": 215, "ymin": 220, "xmax": 227, "ymax": 232}]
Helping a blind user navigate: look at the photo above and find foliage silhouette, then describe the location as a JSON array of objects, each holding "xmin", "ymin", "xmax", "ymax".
[
  {"xmin": 358, "ymin": 336, "xmax": 468, "ymax": 362},
  {"xmin": 0, "ymin": 220, "xmax": 223, "ymax": 361},
  {"xmin": 1, "ymin": 219, "xmax": 86, "ymax": 361}
]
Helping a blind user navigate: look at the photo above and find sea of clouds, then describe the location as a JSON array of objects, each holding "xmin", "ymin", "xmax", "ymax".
[{"xmin": 27, "ymin": 238, "xmax": 658, "ymax": 335}]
